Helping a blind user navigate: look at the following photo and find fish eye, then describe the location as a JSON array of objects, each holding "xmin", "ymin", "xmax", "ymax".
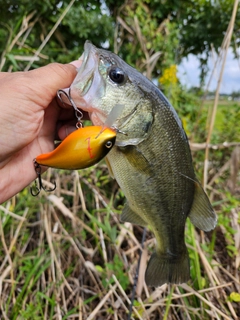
[
  {"xmin": 108, "ymin": 66, "xmax": 126, "ymax": 85},
  {"xmin": 105, "ymin": 141, "xmax": 113, "ymax": 148}
]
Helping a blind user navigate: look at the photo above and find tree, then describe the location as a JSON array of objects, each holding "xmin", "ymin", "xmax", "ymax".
[
  {"xmin": 0, "ymin": 0, "xmax": 239, "ymax": 86},
  {"xmin": 0, "ymin": 0, "xmax": 114, "ymax": 71},
  {"xmin": 105, "ymin": 0, "xmax": 240, "ymax": 81}
]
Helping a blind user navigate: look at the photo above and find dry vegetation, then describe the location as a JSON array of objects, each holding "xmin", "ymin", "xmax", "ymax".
[{"xmin": 0, "ymin": 154, "xmax": 239, "ymax": 319}]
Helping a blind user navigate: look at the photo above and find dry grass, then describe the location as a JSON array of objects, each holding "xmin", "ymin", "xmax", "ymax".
[{"xmin": 0, "ymin": 161, "xmax": 239, "ymax": 319}]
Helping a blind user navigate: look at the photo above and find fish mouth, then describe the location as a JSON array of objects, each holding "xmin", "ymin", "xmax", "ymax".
[
  {"xmin": 72, "ymin": 41, "xmax": 97, "ymax": 97},
  {"xmin": 69, "ymin": 41, "xmax": 107, "ymax": 126},
  {"xmin": 58, "ymin": 42, "xmax": 149, "ymax": 147},
  {"xmin": 57, "ymin": 41, "xmax": 107, "ymax": 127},
  {"xmin": 58, "ymin": 42, "xmax": 127, "ymax": 133}
]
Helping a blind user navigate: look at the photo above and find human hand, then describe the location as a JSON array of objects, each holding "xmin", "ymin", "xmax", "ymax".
[{"xmin": 0, "ymin": 62, "xmax": 81, "ymax": 203}]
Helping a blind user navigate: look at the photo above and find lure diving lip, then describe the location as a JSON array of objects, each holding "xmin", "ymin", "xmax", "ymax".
[{"xmin": 35, "ymin": 126, "xmax": 116, "ymax": 170}]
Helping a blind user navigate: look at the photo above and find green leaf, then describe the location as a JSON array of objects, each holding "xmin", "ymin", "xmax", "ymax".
[{"xmin": 230, "ymin": 292, "xmax": 240, "ymax": 302}]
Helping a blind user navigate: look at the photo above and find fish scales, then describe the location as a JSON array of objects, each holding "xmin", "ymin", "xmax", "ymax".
[
  {"xmin": 107, "ymin": 99, "xmax": 195, "ymax": 284},
  {"xmin": 68, "ymin": 41, "xmax": 217, "ymax": 286}
]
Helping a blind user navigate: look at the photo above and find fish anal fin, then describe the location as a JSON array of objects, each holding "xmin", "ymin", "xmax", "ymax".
[
  {"xmin": 145, "ymin": 250, "xmax": 190, "ymax": 287},
  {"xmin": 121, "ymin": 203, "xmax": 147, "ymax": 227},
  {"xmin": 188, "ymin": 181, "xmax": 217, "ymax": 231}
]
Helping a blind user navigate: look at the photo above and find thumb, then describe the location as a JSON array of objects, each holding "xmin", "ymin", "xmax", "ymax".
[{"xmin": 26, "ymin": 62, "xmax": 80, "ymax": 106}]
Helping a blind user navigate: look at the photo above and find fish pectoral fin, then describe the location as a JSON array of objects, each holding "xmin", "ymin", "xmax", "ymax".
[
  {"xmin": 118, "ymin": 145, "xmax": 152, "ymax": 175},
  {"xmin": 121, "ymin": 203, "xmax": 147, "ymax": 227},
  {"xmin": 145, "ymin": 250, "xmax": 190, "ymax": 287},
  {"xmin": 105, "ymin": 156, "xmax": 115, "ymax": 179},
  {"xmin": 188, "ymin": 180, "xmax": 217, "ymax": 231}
]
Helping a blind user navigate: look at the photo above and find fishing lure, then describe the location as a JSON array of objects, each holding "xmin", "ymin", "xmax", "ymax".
[
  {"xmin": 31, "ymin": 126, "xmax": 116, "ymax": 196},
  {"xmin": 35, "ymin": 126, "xmax": 116, "ymax": 170}
]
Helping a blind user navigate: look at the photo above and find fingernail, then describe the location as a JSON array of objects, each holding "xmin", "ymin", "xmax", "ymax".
[{"xmin": 70, "ymin": 59, "xmax": 82, "ymax": 69}]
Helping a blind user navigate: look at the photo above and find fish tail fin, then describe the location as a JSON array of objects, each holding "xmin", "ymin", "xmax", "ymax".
[{"xmin": 145, "ymin": 250, "xmax": 190, "ymax": 287}]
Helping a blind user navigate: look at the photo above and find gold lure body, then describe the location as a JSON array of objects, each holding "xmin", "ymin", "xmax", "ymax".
[{"xmin": 36, "ymin": 126, "xmax": 116, "ymax": 170}]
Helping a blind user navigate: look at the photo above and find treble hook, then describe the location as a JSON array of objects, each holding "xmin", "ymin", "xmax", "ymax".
[
  {"xmin": 57, "ymin": 88, "xmax": 83, "ymax": 129},
  {"xmin": 30, "ymin": 160, "xmax": 56, "ymax": 196}
]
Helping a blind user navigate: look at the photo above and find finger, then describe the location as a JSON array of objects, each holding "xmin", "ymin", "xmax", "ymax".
[
  {"xmin": 58, "ymin": 123, "xmax": 77, "ymax": 140},
  {"xmin": 27, "ymin": 63, "xmax": 79, "ymax": 107},
  {"xmin": 70, "ymin": 59, "xmax": 82, "ymax": 68},
  {"xmin": 56, "ymin": 60, "xmax": 83, "ymax": 109}
]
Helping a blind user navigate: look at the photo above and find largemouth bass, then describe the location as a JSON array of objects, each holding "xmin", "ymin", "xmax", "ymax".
[{"xmin": 67, "ymin": 41, "xmax": 217, "ymax": 287}]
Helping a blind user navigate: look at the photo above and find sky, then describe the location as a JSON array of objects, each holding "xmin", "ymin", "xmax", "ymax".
[{"xmin": 177, "ymin": 48, "xmax": 240, "ymax": 94}]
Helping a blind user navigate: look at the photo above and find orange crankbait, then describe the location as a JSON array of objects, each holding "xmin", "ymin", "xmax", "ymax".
[
  {"xmin": 30, "ymin": 126, "xmax": 116, "ymax": 196},
  {"xmin": 35, "ymin": 126, "xmax": 116, "ymax": 170}
]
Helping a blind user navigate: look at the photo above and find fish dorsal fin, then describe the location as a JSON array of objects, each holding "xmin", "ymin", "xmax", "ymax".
[
  {"xmin": 121, "ymin": 203, "xmax": 147, "ymax": 227},
  {"xmin": 188, "ymin": 180, "xmax": 217, "ymax": 231}
]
